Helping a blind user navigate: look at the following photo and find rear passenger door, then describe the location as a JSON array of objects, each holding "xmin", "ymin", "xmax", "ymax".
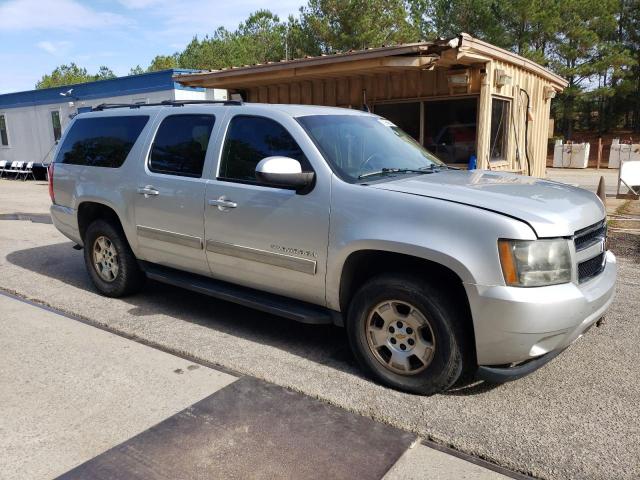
[{"xmin": 133, "ymin": 113, "xmax": 217, "ymax": 275}]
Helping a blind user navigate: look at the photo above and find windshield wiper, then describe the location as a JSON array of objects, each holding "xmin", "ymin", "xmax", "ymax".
[{"xmin": 357, "ymin": 167, "xmax": 435, "ymax": 180}]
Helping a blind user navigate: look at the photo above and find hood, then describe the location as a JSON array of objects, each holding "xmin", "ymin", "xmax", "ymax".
[{"xmin": 370, "ymin": 170, "xmax": 605, "ymax": 237}]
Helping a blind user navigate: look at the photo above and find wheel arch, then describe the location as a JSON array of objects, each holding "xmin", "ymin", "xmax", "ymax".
[
  {"xmin": 77, "ymin": 201, "xmax": 128, "ymax": 247},
  {"xmin": 336, "ymin": 248, "xmax": 476, "ymax": 363}
]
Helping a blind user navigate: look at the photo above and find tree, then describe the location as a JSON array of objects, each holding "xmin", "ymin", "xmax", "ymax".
[
  {"xmin": 95, "ymin": 66, "xmax": 116, "ymax": 80},
  {"xmin": 300, "ymin": 0, "xmax": 419, "ymax": 52},
  {"xmin": 548, "ymin": 0, "xmax": 633, "ymax": 136},
  {"xmin": 35, "ymin": 63, "xmax": 115, "ymax": 89},
  {"xmin": 408, "ymin": 0, "xmax": 509, "ymax": 47},
  {"xmin": 36, "ymin": 63, "xmax": 93, "ymax": 89},
  {"xmin": 236, "ymin": 10, "xmax": 287, "ymax": 63},
  {"xmin": 129, "ymin": 65, "xmax": 145, "ymax": 75},
  {"xmin": 147, "ymin": 54, "xmax": 179, "ymax": 71}
]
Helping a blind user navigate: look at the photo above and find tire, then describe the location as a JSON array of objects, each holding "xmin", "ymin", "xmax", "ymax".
[
  {"xmin": 83, "ymin": 219, "xmax": 145, "ymax": 297},
  {"xmin": 346, "ymin": 274, "xmax": 470, "ymax": 395}
]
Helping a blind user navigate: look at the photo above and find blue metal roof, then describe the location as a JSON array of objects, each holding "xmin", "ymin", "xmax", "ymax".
[{"xmin": 0, "ymin": 69, "xmax": 205, "ymax": 109}]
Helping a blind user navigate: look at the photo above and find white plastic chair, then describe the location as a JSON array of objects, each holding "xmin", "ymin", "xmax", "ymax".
[
  {"xmin": 617, "ymin": 159, "xmax": 640, "ymax": 197},
  {"xmin": 12, "ymin": 162, "xmax": 24, "ymax": 180},
  {"xmin": 0, "ymin": 160, "xmax": 7, "ymax": 178}
]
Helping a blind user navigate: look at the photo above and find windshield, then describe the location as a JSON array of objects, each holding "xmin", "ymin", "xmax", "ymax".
[{"xmin": 297, "ymin": 114, "xmax": 444, "ymax": 182}]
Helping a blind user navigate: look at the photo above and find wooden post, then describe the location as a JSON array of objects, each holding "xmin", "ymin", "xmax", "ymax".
[
  {"xmin": 596, "ymin": 137, "xmax": 602, "ymax": 170},
  {"xmin": 476, "ymin": 64, "xmax": 493, "ymax": 170}
]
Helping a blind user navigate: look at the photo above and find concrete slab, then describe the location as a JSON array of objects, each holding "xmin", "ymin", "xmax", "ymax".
[
  {"xmin": 0, "ymin": 293, "xmax": 237, "ymax": 480},
  {"xmin": 59, "ymin": 377, "xmax": 416, "ymax": 480},
  {"xmin": 545, "ymin": 168, "xmax": 618, "ymax": 195},
  {"xmin": 384, "ymin": 444, "xmax": 511, "ymax": 480}
]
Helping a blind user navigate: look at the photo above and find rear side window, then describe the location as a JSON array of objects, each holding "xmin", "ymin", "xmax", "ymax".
[
  {"xmin": 55, "ymin": 116, "xmax": 149, "ymax": 168},
  {"xmin": 219, "ymin": 115, "xmax": 309, "ymax": 183},
  {"xmin": 149, "ymin": 114, "xmax": 216, "ymax": 178}
]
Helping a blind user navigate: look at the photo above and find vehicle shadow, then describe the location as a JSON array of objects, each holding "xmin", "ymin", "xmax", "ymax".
[{"xmin": 6, "ymin": 241, "xmax": 493, "ymax": 396}]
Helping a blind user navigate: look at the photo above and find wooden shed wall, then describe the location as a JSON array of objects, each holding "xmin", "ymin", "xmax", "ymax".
[
  {"xmin": 245, "ymin": 68, "xmax": 482, "ymax": 107},
  {"xmin": 487, "ymin": 60, "xmax": 554, "ymax": 177},
  {"xmin": 243, "ymin": 62, "xmax": 554, "ymax": 177}
]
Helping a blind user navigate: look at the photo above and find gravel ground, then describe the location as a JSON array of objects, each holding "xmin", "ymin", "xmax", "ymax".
[{"xmin": 1, "ymin": 180, "xmax": 639, "ymax": 479}]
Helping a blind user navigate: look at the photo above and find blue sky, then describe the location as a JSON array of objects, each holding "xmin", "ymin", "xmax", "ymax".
[{"xmin": 0, "ymin": 0, "xmax": 304, "ymax": 94}]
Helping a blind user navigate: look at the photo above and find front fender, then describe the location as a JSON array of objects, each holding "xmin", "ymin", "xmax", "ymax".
[{"xmin": 326, "ymin": 177, "xmax": 536, "ymax": 310}]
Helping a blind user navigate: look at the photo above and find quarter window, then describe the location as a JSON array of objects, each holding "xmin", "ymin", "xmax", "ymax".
[
  {"xmin": 0, "ymin": 114, "xmax": 8, "ymax": 146},
  {"xmin": 149, "ymin": 114, "xmax": 216, "ymax": 178},
  {"xmin": 55, "ymin": 115, "xmax": 149, "ymax": 167},
  {"xmin": 219, "ymin": 115, "xmax": 309, "ymax": 183},
  {"xmin": 51, "ymin": 111, "xmax": 62, "ymax": 141}
]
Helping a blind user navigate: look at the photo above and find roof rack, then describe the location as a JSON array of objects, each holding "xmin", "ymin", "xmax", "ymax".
[{"xmin": 92, "ymin": 99, "xmax": 242, "ymax": 111}]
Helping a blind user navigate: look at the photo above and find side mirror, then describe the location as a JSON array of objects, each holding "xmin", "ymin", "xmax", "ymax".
[{"xmin": 255, "ymin": 156, "xmax": 314, "ymax": 191}]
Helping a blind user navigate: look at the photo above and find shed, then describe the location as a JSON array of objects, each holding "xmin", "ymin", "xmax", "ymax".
[{"xmin": 174, "ymin": 34, "xmax": 567, "ymax": 177}]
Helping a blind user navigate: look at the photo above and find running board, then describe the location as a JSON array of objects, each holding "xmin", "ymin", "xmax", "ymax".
[{"xmin": 140, "ymin": 262, "xmax": 335, "ymax": 325}]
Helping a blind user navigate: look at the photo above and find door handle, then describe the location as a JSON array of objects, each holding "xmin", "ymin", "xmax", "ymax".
[
  {"xmin": 208, "ymin": 196, "xmax": 237, "ymax": 210},
  {"xmin": 137, "ymin": 185, "xmax": 159, "ymax": 197}
]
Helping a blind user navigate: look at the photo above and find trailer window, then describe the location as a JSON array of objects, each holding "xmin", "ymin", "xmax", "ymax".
[{"xmin": 0, "ymin": 115, "xmax": 8, "ymax": 146}]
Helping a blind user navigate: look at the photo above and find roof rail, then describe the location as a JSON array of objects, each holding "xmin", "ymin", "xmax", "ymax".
[{"xmin": 92, "ymin": 99, "xmax": 242, "ymax": 111}]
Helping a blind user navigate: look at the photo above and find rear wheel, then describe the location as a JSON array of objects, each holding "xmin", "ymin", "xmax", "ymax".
[
  {"xmin": 346, "ymin": 274, "xmax": 469, "ymax": 395},
  {"xmin": 83, "ymin": 219, "xmax": 145, "ymax": 297}
]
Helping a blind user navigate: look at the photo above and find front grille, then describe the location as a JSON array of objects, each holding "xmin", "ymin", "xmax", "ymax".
[
  {"xmin": 574, "ymin": 221, "xmax": 606, "ymax": 251},
  {"xmin": 574, "ymin": 220, "xmax": 607, "ymax": 283},
  {"xmin": 578, "ymin": 252, "xmax": 606, "ymax": 283}
]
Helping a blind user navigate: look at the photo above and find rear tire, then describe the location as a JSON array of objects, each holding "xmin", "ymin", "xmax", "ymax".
[
  {"xmin": 346, "ymin": 274, "xmax": 470, "ymax": 395},
  {"xmin": 83, "ymin": 219, "xmax": 145, "ymax": 297}
]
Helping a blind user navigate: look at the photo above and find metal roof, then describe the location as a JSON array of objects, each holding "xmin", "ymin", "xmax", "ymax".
[{"xmin": 0, "ymin": 69, "xmax": 204, "ymax": 110}]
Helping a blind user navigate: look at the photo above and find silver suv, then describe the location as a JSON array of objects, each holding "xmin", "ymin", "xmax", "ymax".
[{"xmin": 49, "ymin": 100, "xmax": 616, "ymax": 394}]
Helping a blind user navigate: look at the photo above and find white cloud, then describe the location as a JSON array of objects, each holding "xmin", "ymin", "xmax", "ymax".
[
  {"xmin": 117, "ymin": 0, "xmax": 162, "ymax": 8},
  {"xmin": 36, "ymin": 40, "xmax": 72, "ymax": 55},
  {"xmin": 0, "ymin": 0, "xmax": 129, "ymax": 31}
]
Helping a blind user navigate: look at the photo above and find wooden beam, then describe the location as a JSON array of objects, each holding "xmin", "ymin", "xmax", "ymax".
[
  {"xmin": 476, "ymin": 63, "xmax": 493, "ymax": 169},
  {"xmin": 176, "ymin": 56, "xmax": 437, "ymax": 89}
]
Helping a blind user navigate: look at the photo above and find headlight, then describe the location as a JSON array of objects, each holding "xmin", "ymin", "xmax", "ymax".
[{"xmin": 498, "ymin": 239, "xmax": 572, "ymax": 287}]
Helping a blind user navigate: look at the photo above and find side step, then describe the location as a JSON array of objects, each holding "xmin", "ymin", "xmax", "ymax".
[{"xmin": 140, "ymin": 262, "xmax": 335, "ymax": 325}]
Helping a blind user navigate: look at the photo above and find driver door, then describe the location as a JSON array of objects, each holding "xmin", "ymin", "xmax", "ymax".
[{"xmin": 203, "ymin": 114, "xmax": 330, "ymax": 305}]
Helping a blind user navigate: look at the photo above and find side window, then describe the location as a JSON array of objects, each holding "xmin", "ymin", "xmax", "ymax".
[
  {"xmin": 219, "ymin": 115, "xmax": 309, "ymax": 183},
  {"xmin": 0, "ymin": 114, "xmax": 9, "ymax": 146},
  {"xmin": 51, "ymin": 111, "xmax": 62, "ymax": 141},
  {"xmin": 149, "ymin": 114, "xmax": 216, "ymax": 178},
  {"xmin": 55, "ymin": 116, "xmax": 149, "ymax": 167}
]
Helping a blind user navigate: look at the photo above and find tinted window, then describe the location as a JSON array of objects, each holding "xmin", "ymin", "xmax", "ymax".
[
  {"xmin": 219, "ymin": 116, "xmax": 308, "ymax": 182},
  {"xmin": 51, "ymin": 111, "xmax": 62, "ymax": 141},
  {"xmin": 149, "ymin": 114, "xmax": 216, "ymax": 178},
  {"xmin": 0, "ymin": 114, "xmax": 9, "ymax": 146},
  {"xmin": 55, "ymin": 116, "xmax": 149, "ymax": 167}
]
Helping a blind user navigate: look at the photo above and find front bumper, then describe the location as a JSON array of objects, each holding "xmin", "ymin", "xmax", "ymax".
[{"xmin": 466, "ymin": 250, "xmax": 617, "ymax": 367}]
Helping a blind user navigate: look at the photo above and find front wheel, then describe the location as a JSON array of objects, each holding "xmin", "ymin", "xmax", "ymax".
[
  {"xmin": 83, "ymin": 219, "xmax": 145, "ymax": 297},
  {"xmin": 346, "ymin": 274, "xmax": 470, "ymax": 395}
]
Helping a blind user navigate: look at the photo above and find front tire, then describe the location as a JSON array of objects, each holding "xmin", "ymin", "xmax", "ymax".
[
  {"xmin": 83, "ymin": 219, "xmax": 145, "ymax": 297},
  {"xmin": 346, "ymin": 274, "xmax": 469, "ymax": 395}
]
